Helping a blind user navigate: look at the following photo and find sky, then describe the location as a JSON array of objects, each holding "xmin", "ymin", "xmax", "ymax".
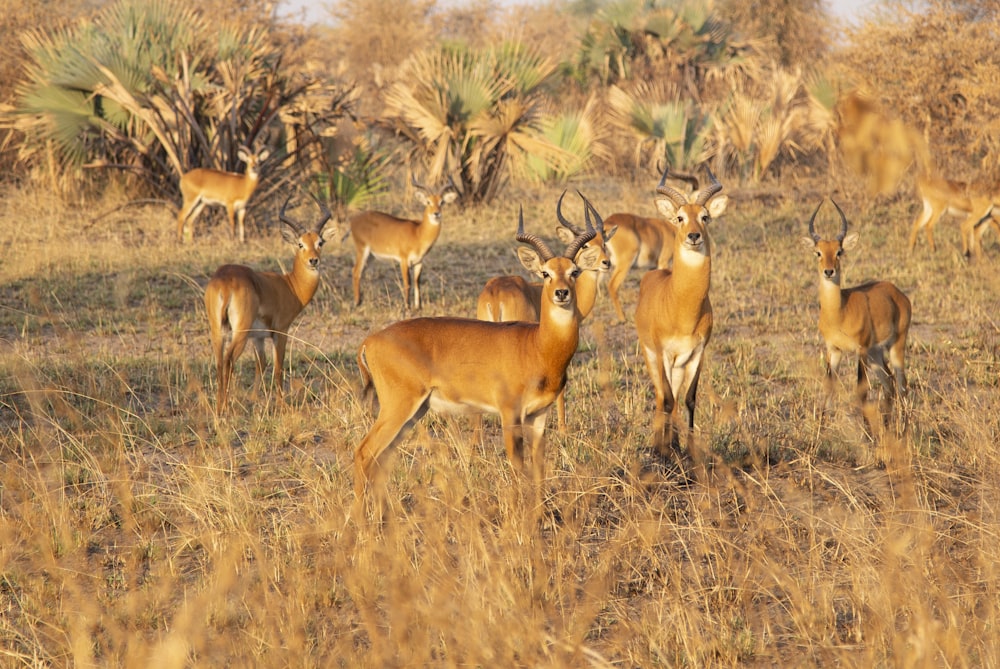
[{"xmin": 279, "ymin": 0, "xmax": 877, "ymax": 27}]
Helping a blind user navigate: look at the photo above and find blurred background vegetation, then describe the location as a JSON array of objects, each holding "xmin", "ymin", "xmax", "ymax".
[{"xmin": 1, "ymin": 0, "xmax": 998, "ymax": 216}]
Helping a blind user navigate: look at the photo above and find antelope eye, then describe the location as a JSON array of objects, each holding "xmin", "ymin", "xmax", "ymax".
[
  {"xmin": 541, "ymin": 271, "xmax": 552, "ymax": 280},
  {"xmin": 836, "ymin": 249, "xmax": 843, "ymax": 257},
  {"xmin": 814, "ymin": 251, "xmax": 821, "ymax": 258},
  {"xmin": 570, "ymin": 269, "xmax": 581, "ymax": 279}
]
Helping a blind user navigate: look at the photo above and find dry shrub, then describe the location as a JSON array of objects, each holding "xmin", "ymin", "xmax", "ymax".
[{"xmin": 835, "ymin": 0, "xmax": 1000, "ymax": 180}]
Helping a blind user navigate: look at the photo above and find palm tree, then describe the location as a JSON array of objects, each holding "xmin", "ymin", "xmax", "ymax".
[
  {"xmin": 381, "ymin": 41, "xmax": 569, "ymax": 204},
  {"xmin": 9, "ymin": 0, "xmax": 358, "ymax": 203},
  {"xmin": 606, "ymin": 82, "xmax": 713, "ymax": 171}
]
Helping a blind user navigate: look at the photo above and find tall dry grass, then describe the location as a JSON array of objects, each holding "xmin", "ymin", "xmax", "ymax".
[{"xmin": 1, "ymin": 177, "xmax": 998, "ymax": 667}]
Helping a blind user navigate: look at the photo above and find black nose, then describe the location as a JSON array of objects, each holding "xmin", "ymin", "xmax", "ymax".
[
  {"xmin": 687, "ymin": 232, "xmax": 701, "ymax": 243},
  {"xmin": 555, "ymin": 289, "xmax": 569, "ymax": 301},
  {"xmin": 309, "ymin": 257, "xmax": 319, "ymax": 268},
  {"xmin": 823, "ymin": 268, "xmax": 834, "ymax": 278}
]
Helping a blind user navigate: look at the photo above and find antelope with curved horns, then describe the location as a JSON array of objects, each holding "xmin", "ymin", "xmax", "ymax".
[
  {"xmin": 635, "ymin": 163, "xmax": 728, "ymax": 455},
  {"xmin": 353, "ymin": 201, "xmax": 604, "ymax": 499},
  {"xmin": 800, "ymin": 199, "xmax": 911, "ymax": 425},
  {"xmin": 475, "ymin": 191, "xmax": 617, "ymax": 431},
  {"xmin": 603, "ymin": 167, "xmax": 700, "ymax": 321},
  {"xmin": 204, "ymin": 194, "xmax": 335, "ymax": 413},
  {"xmin": 177, "ymin": 145, "xmax": 269, "ymax": 243},
  {"xmin": 346, "ymin": 175, "xmax": 458, "ymax": 310}
]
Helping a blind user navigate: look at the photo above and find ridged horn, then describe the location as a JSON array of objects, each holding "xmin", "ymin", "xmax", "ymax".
[
  {"xmin": 806, "ymin": 200, "xmax": 824, "ymax": 242},
  {"xmin": 562, "ymin": 193, "xmax": 598, "ymax": 260},
  {"xmin": 655, "ymin": 163, "xmax": 690, "ymax": 207},
  {"xmin": 830, "ymin": 199, "xmax": 850, "ymax": 241},
  {"xmin": 694, "ymin": 166, "xmax": 723, "ymax": 206},
  {"xmin": 515, "ymin": 205, "xmax": 555, "ymax": 262}
]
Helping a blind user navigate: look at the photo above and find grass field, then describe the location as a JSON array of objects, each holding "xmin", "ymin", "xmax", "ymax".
[{"xmin": 1, "ymin": 174, "xmax": 998, "ymax": 667}]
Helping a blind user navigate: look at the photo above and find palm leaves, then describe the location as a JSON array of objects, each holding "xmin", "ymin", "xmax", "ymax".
[
  {"xmin": 9, "ymin": 0, "xmax": 356, "ymax": 201},
  {"xmin": 607, "ymin": 82, "xmax": 713, "ymax": 171},
  {"xmin": 383, "ymin": 41, "xmax": 566, "ymax": 203}
]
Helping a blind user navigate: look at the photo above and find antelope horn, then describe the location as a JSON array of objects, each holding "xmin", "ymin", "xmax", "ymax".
[
  {"xmin": 556, "ymin": 190, "xmax": 584, "ymax": 235},
  {"xmin": 806, "ymin": 200, "xmax": 824, "ymax": 242},
  {"xmin": 562, "ymin": 193, "xmax": 598, "ymax": 259},
  {"xmin": 410, "ymin": 174, "xmax": 431, "ymax": 193},
  {"xmin": 279, "ymin": 195, "xmax": 304, "ymax": 234},
  {"xmin": 656, "ymin": 163, "xmax": 690, "ymax": 207},
  {"xmin": 306, "ymin": 191, "xmax": 333, "ymax": 234},
  {"xmin": 515, "ymin": 205, "xmax": 555, "ymax": 261},
  {"xmin": 694, "ymin": 166, "xmax": 723, "ymax": 206},
  {"xmin": 830, "ymin": 199, "xmax": 850, "ymax": 241},
  {"xmin": 578, "ymin": 189, "xmax": 604, "ymax": 236}
]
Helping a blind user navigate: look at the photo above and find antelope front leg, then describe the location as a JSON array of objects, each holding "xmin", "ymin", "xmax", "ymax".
[
  {"xmin": 399, "ymin": 261, "xmax": 413, "ymax": 310},
  {"xmin": 644, "ymin": 349, "xmax": 676, "ymax": 455},
  {"xmin": 525, "ymin": 411, "xmax": 549, "ymax": 486},
  {"xmin": 500, "ymin": 409, "xmax": 526, "ymax": 474},
  {"xmin": 271, "ymin": 332, "xmax": 289, "ymax": 400},
  {"xmin": 411, "ymin": 261, "xmax": 424, "ymax": 310},
  {"xmin": 822, "ymin": 347, "xmax": 843, "ymax": 416}
]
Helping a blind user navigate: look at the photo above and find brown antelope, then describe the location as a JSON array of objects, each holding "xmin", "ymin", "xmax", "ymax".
[
  {"xmin": 353, "ymin": 203, "xmax": 604, "ymax": 498},
  {"xmin": 475, "ymin": 191, "xmax": 616, "ymax": 431},
  {"xmin": 801, "ymin": 199, "xmax": 912, "ymax": 423},
  {"xmin": 635, "ymin": 164, "xmax": 727, "ymax": 455},
  {"xmin": 204, "ymin": 195, "xmax": 334, "ymax": 413},
  {"xmin": 603, "ymin": 170, "xmax": 700, "ymax": 321},
  {"xmin": 908, "ymin": 172, "xmax": 1000, "ymax": 260},
  {"xmin": 177, "ymin": 145, "xmax": 269, "ymax": 243},
  {"xmin": 346, "ymin": 176, "xmax": 458, "ymax": 310}
]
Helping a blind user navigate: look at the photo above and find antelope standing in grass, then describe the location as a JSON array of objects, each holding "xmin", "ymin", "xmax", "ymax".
[
  {"xmin": 801, "ymin": 199, "xmax": 912, "ymax": 428},
  {"xmin": 346, "ymin": 176, "xmax": 458, "ymax": 310},
  {"xmin": 603, "ymin": 169, "xmax": 699, "ymax": 321},
  {"xmin": 353, "ymin": 202, "xmax": 603, "ymax": 499},
  {"xmin": 204, "ymin": 195, "xmax": 334, "ymax": 413},
  {"xmin": 635, "ymin": 164, "xmax": 727, "ymax": 455},
  {"xmin": 908, "ymin": 171, "xmax": 1000, "ymax": 260},
  {"xmin": 177, "ymin": 145, "xmax": 269, "ymax": 243},
  {"xmin": 475, "ymin": 191, "xmax": 616, "ymax": 430}
]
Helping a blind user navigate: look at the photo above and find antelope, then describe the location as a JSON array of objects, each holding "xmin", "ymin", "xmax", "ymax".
[
  {"xmin": 346, "ymin": 176, "xmax": 458, "ymax": 310},
  {"xmin": 353, "ymin": 203, "xmax": 604, "ymax": 498},
  {"xmin": 603, "ymin": 170, "xmax": 700, "ymax": 321},
  {"xmin": 635, "ymin": 164, "xmax": 727, "ymax": 455},
  {"xmin": 908, "ymin": 172, "xmax": 1000, "ymax": 260},
  {"xmin": 204, "ymin": 195, "xmax": 334, "ymax": 413},
  {"xmin": 177, "ymin": 145, "xmax": 269, "ymax": 243},
  {"xmin": 475, "ymin": 191, "xmax": 616, "ymax": 431},
  {"xmin": 801, "ymin": 199, "xmax": 912, "ymax": 424}
]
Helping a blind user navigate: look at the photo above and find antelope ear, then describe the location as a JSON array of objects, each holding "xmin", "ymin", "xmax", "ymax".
[
  {"xmin": 574, "ymin": 244, "xmax": 603, "ymax": 271},
  {"xmin": 706, "ymin": 194, "xmax": 728, "ymax": 218},
  {"xmin": 554, "ymin": 226, "xmax": 575, "ymax": 244},
  {"xmin": 799, "ymin": 236, "xmax": 816, "ymax": 250},
  {"xmin": 842, "ymin": 232, "xmax": 860, "ymax": 250},
  {"xmin": 415, "ymin": 191, "xmax": 431, "ymax": 206},
  {"xmin": 321, "ymin": 223, "xmax": 340, "ymax": 241},
  {"xmin": 442, "ymin": 191, "xmax": 458, "ymax": 205},
  {"xmin": 237, "ymin": 147, "xmax": 251, "ymax": 162},
  {"xmin": 516, "ymin": 247, "xmax": 543, "ymax": 276},
  {"xmin": 604, "ymin": 225, "xmax": 618, "ymax": 241},
  {"xmin": 654, "ymin": 197, "xmax": 679, "ymax": 219},
  {"xmin": 281, "ymin": 225, "xmax": 299, "ymax": 245}
]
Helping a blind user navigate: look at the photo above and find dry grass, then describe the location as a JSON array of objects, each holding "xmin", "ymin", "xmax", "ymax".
[{"xmin": 1, "ymin": 177, "xmax": 999, "ymax": 667}]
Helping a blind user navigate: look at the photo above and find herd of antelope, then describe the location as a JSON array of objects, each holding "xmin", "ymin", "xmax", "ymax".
[{"xmin": 187, "ymin": 147, "xmax": 926, "ymax": 504}]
